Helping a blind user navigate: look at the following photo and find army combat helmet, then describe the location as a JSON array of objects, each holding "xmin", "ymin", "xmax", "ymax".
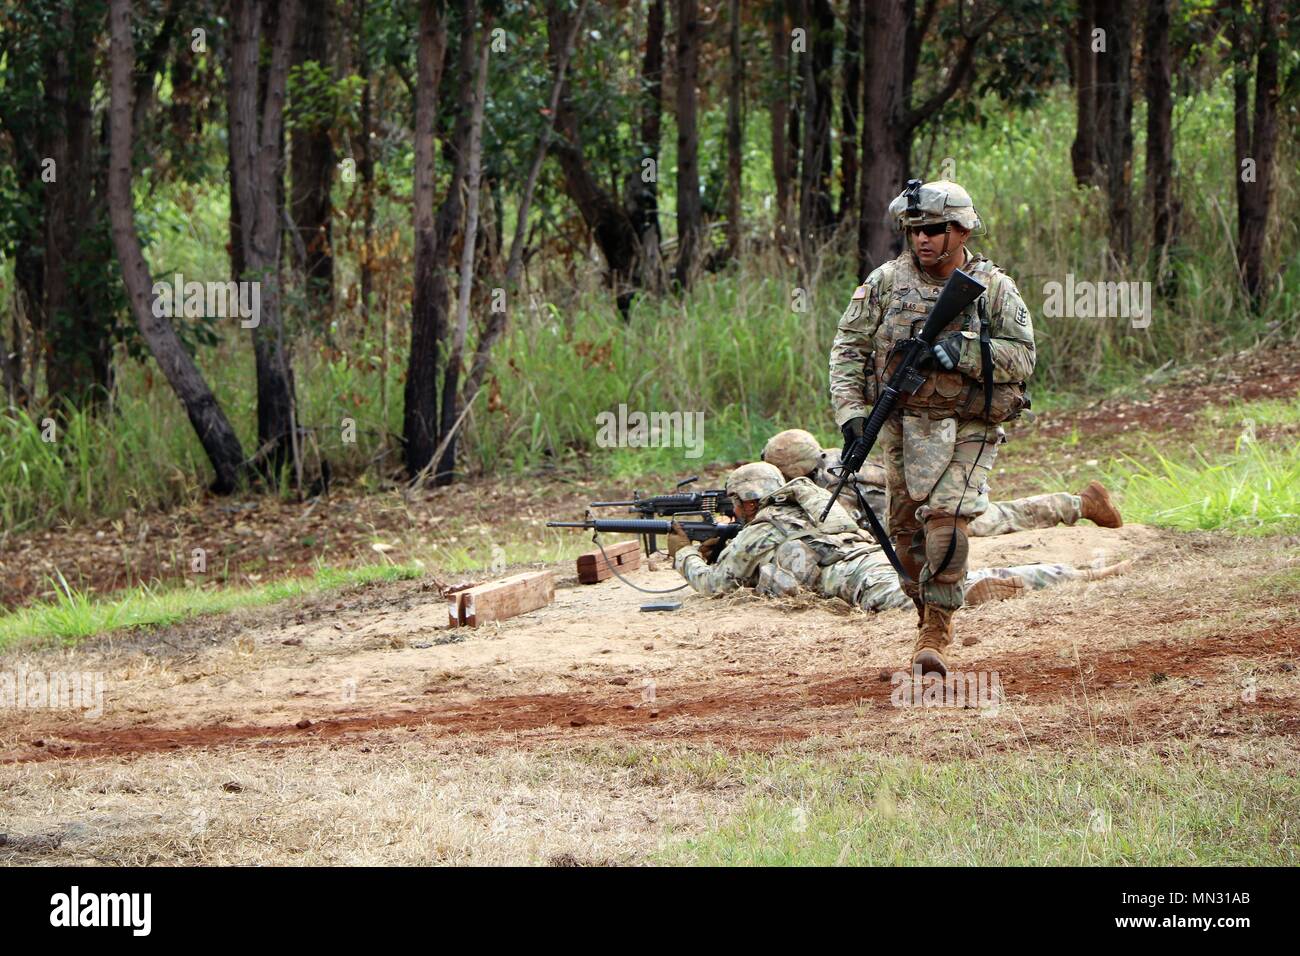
[
  {"xmin": 725, "ymin": 462, "xmax": 785, "ymax": 503},
  {"xmin": 761, "ymin": 429, "xmax": 822, "ymax": 481},
  {"xmin": 888, "ymin": 179, "xmax": 982, "ymax": 232}
]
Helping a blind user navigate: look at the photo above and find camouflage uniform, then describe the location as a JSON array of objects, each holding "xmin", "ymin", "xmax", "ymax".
[
  {"xmin": 829, "ymin": 180, "xmax": 1034, "ymax": 674},
  {"xmin": 815, "ymin": 448, "xmax": 1081, "ymax": 536},
  {"xmin": 829, "ymin": 248, "xmax": 1034, "ymax": 610},
  {"xmin": 675, "ymin": 478, "xmax": 1099, "ymax": 611}
]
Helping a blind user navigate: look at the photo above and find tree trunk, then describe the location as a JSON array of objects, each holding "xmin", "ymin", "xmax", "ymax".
[
  {"xmin": 1093, "ymin": 0, "xmax": 1134, "ymax": 263},
  {"xmin": 626, "ymin": 0, "xmax": 664, "ymax": 288},
  {"xmin": 229, "ymin": 0, "xmax": 302, "ymax": 479},
  {"xmin": 1234, "ymin": 0, "xmax": 1280, "ymax": 305},
  {"xmin": 724, "ymin": 0, "xmax": 743, "ymax": 261},
  {"xmin": 1071, "ymin": 0, "xmax": 1100, "ymax": 186},
  {"xmin": 403, "ymin": 0, "xmax": 450, "ymax": 479},
  {"xmin": 674, "ymin": 0, "xmax": 701, "ymax": 288},
  {"xmin": 546, "ymin": 0, "xmax": 641, "ymax": 314},
  {"xmin": 1144, "ymin": 0, "xmax": 1174, "ymax": 293},
  {"xmin": 858, "ymin": 1, "xmax": 909, "ymax": 276},
  {"xmin": 458, "ymin": 1, "xmax": 587, "ymax": 446},
  {"xmin": 290, "ymin": 0, "xmax": 335, "ymax": 316},
  {"xmin": 41, "ymin": 0, "xmax": 112, "ymax": 408},
  {"xmin": 839, "ymin": 0, "xmax": 863, "ymax": 222},
  {"xmin": 797, "ymin": 0, "xmax": 834, "ymax": 259},
  {"xmin": 434, "ymin": 21, "xmax": 491, "ymax": 484},
  {"xmin": 785, "ymin": 0, "xmax": 801, "ymax": 222},
  {"xmin": 108, "ymin": 0, "xmax": 246, "ymax": 493},
  {"xmin": 769, "ymin": 0, "xmax": 790, "ymax": 246}
]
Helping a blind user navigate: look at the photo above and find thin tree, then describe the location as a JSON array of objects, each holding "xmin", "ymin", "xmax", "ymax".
[
  {"xmin": 229, "ymin": 0, "xmax": 303, "ymax": 480},
  {"xmin": 674, "ymin": 0, "xmax": 702, "ymax": 288},
  {"xmin": 107, "ymin": 0, "xmax": 246, "ymax": 492},
  {"xmin": 1232, "ymin": 0, "xmax": 1282, "ymax": 306}
]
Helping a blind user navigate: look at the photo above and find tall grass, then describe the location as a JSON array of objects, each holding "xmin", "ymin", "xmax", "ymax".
[
  {"xmin": 1109, "ymin": 440, "xmax": 1300, "ymax": 535},
  {"xmin": 1, "ymin": 84, "xmax": 1296, "ymax": 531}
]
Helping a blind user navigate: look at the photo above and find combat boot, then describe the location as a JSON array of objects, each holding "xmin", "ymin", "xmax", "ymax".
[
  {"xmin": 912, "ymin": 605, "xmax": 955, "ymax": 678},
  {"xmin": 1079, "ymin": 480, "xmax": 1123, "ymax": 528},
  {"xmin": 966, "ymin": 574, "xmax": 1027, "ymax": 605},
  {"xmin": 1079, "ymin": 559, "xmax": 1133, "ymax": 581}
]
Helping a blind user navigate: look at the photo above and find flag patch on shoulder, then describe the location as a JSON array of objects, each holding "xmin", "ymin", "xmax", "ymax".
[{"xmin": 851, "ymin": 284, "xmax": 868, "ymax": 301}]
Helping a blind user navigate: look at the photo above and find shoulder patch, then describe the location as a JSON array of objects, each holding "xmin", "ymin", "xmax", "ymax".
[{"xmin": 851, "ymin": 284, "xmax": 868, "ymax": 301}]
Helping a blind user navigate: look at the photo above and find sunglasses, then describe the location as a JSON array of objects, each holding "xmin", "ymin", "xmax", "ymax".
[{"xmin": 908, "ymin": 222, "xmax": 950, "ymax": 237}]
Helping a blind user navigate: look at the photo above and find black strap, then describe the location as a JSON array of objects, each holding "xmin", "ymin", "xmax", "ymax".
[
  {"xmin": 978, "ymin": 293, "xmax": 994, "ymax": 420},
  {"xmin": 836, "ymin": 474, "xmax": 913, "ymax": 585}
]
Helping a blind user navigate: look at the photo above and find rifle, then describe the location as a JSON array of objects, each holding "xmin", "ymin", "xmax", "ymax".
[
  {"xmin": 822, "ymin": 268, "xmax": 988, "ymax": 576},
  {"xmin": 584, "ymin": 475, "xmax": 734, "ymax": 554},
  {"xmin": 589, "ymin": 476, "xmax": 735, "ymax": 522},
  {"xmin": 546, "ymin": 517, "xmax": 740, "ymax": 564}
]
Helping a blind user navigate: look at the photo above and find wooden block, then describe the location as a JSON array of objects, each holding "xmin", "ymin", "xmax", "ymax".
[
  {"xmin": 448, "ymin": 571, "xmax": 555, "ymax": 628},
  {"xmin": 575, "ymin": 541, "xmax": 642, "ymax": 584},
  {"xmin": 576, "ymin": 540, "xmax": 639, "ymax": 569}
]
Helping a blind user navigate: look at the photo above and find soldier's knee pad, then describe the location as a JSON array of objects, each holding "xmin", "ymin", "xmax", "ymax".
[
  {"xmin": 924, "ymin": 516, "xmax": 970, "ymax": 584},
  {"xmin": 774, "ymin": 540, "xmax": 821, "ymax": 589}
]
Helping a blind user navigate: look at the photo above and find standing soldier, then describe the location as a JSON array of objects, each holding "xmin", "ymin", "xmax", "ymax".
[{"xmin": 828, "ymin": 180, "xmax": 1035, "ymax": 677}]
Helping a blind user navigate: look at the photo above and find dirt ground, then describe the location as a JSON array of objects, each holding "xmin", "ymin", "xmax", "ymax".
[{"xmin": 2, "ymin": 519, "xmax": 1297, "ymax": 864}]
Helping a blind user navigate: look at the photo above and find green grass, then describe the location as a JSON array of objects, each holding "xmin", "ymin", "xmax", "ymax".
[
  {"xmin": 659, "ymin": 750, "xmax": 1300, "ymax": 866},
  {"xmin": 0, "ymin": 562, "xmax": 425, "ymax": 649},
  {"xmin": 1107, "ymin": 440, "xmax": 1300, "ymax": 535}
]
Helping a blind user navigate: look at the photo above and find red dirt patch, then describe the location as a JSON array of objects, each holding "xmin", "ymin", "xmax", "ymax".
[{"xmin": 8, "ymin": 623, "xmax": 1294, "ymax": 765}]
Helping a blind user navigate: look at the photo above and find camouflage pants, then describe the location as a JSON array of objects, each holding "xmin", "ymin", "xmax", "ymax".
[
  {"xmin": 969, "ymin": 493, "xmax": 1082, "ymax": 536},
  {"xmin": 819, "ymin": 552, "xmax": 1091, "ymax": 612},
  {"xmin": 967, "ymin": 563, "xmax": 1088, "ymax": 590},
  {"xmin": 881, "ymin": 414, "xmax": 1000, "ymax": 610}
]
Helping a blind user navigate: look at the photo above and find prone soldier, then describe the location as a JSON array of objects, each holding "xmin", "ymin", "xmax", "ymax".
[
  {"xmin": 668, "ymin": 463, "xmax": 1128, "ymax": 612},
  {"xmin": 761, "ymin": 428, "xmax": 1122, "ymax": 536}
]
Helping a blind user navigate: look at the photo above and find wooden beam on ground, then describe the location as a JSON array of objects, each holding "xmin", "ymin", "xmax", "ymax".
[
  {"xmin": 575, "ymin": 540, "xmax": 642, "ymax": 584},
  {"xmin": 447, "ymin": 570, "xmax": 555, "ymax": 627}
]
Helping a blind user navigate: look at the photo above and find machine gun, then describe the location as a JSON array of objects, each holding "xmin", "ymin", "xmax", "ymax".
[
  {"xmin": 546, "ymin": 516, "xmax": 739, "ymax": 564},
  {"xmin": 583, "ymin": 475, "xmax": 734, "ymax": 554}
]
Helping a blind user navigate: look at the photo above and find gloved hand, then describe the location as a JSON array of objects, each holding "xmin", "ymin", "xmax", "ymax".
[
  {"xmin": 841, "ymin": 416, "xmax": 867, "ymax": 447},
  {"xmin": 697, "ymin": 536, "xmax": 722, "ymax": 563},
  {"xmin": 932, "ymin": 332, "xmax": 965, "ymax": 371},
  {"xmin": 666, "ymin": 521, "xmax": 691, "ymax": 560}
]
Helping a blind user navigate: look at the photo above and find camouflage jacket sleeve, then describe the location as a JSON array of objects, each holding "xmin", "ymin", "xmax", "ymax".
[
  {"xmin": 955, "ymin": 272, "xmax": 1036, "ymax": 384},
  {"xmin": 828, "ymin": 267, "xmax": 888, "ymax": 427},
  {"xmin": 673, "ymin": 523, "xmax": 784, "ymax": 596}
]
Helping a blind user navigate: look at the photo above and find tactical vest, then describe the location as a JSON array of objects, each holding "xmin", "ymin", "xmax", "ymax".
[
  {"xmin": 750, "ymin": 478, "xmax": 874, "ymax": 567},
  {"xmin": 870, "ymin": 252, "xmax": 1026, "ymax": 423}
]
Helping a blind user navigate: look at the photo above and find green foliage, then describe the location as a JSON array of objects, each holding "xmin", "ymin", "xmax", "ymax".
[{"xmin": 1108, "ymin": 440, "xmax": 1300, "ymax": 535}]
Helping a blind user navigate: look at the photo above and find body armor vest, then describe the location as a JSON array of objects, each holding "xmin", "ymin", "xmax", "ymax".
[{"xmin": 870, "ymin": 252, "xmax": 1025, "ymax": 423}]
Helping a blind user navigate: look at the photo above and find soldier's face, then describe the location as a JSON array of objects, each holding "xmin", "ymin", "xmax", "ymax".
[
  {"xmin": 734, "ymin": 499, "xmax": 761, "ymax": 524},
  {"xmin": 909, "ymin": 221, "xmax": 968, "ymax": 267}
]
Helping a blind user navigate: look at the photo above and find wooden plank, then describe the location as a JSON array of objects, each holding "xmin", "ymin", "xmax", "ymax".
[
  {"xmin": 576, "ymin": 539, "xmax": 639, "ymax": 569},
  {"xmin": 452, "ymin": 571, "xmax": 555, "ymax": 627},
  {"xmin": 576, "ymin": 542, "xmax": 642, "ymax": 584}
]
